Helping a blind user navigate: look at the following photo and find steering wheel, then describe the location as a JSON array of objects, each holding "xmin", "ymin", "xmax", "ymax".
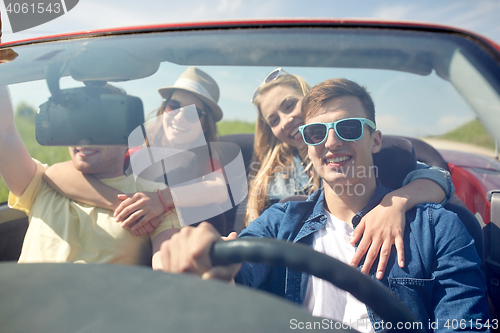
[
  {"xmin": 0, "ymin": 238, "xmax": 423, "ymax": 333},
  {"xmin": 212, "ymin": 237, "xmax": 424, "ymax": 333}
]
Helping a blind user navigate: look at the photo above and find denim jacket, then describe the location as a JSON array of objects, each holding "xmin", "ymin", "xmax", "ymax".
[
  {"xmin": 235, "ymin": 185, "xmax": 490, "ymax": 332},
  {"xmin": 404, "ymin": 162, "xmax": 455, "ymax": 205},
  {"xmin": 267, "ymin": 157, "xmax": 455, "ymax": 205}
]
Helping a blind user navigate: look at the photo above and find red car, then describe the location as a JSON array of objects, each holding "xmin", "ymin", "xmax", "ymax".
[{"xmin": 0, "ymin": 19, "xmax": 499, "ymax": 332}]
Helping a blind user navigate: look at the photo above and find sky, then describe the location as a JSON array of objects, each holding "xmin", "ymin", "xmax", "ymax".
[{"xmin": 1, "ymin": 0, "xmax": 500, "ymax": 44}]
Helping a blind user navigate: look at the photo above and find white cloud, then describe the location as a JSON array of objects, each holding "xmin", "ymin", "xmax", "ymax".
[
  {"xmin": 375, "ymin": 114, "xmax": 400, "ymax": 132},
  {"xmin": 440, "ymin": 1, "xmax": 500, "ymax": 29},
  {"xmin": 372, "ymin": 4, "xmax": 417, "ymax": 20},
  {"xmin": 370, "ymin": 1, "xmax": 500, "ymax": 42},
  {"xmin": 438, "ymin": 115, "xmax": 471, "ymax": 128},
  {"xmin": 216, "ymin": 0, "xmax": 245, "ymax": 14}
]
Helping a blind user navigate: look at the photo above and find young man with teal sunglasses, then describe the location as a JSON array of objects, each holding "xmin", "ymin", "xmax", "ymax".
[{"xmin": 158, "ymin": 78, "xmax": 491, "ymax": 332}]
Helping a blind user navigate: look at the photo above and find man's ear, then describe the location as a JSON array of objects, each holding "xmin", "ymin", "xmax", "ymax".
[{"xmin": 371, "ymin": 130, "xmax": 382, "ymax": 154}]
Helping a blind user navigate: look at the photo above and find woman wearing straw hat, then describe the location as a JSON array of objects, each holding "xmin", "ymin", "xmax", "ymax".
[
  {"xmin": 44, "ymin": 67, "xmax": 228, "ymax": 236},
  {"xmin": 151, "ymin": 66, "xmax": 222, "ymax": 150}
]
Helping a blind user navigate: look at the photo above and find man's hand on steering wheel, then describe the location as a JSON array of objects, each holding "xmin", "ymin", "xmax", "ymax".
[{"xmin": 159, "ymin": 222, "xmax": 241, "ymax": 281}]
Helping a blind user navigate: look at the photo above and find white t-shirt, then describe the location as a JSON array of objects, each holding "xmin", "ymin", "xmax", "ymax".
[{"xmin": 304, "ymin": 208, "xmax": 374, "ymax": 333}]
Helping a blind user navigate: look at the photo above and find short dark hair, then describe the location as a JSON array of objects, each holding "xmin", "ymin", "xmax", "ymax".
[{"xmin": 301, "ymin": 78, "xmax": 375, "ymax": 126}]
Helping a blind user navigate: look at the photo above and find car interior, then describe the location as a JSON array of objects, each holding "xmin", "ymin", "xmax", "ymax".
[
  {"xmin": 0, "ymin": 133, "xmax": 485, "ymax": 262},
  {"xmin": 1, "ymin": 22, "xmax": 499, "ymax": 329}
]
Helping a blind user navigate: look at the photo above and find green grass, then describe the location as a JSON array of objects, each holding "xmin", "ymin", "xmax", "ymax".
[
  {"xmin": 431, "ymin": 119, "xmax": 496, "ymax": 150},
  {"xmin": 0, "ymin": 180, "xmax": 9, "ymax": 203},
  {"xmin": 218, "ymin": 120, "xmax": 255, "ymax": 136}
]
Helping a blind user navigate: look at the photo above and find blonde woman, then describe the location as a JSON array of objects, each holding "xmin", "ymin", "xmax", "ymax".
[{"xmin": 248, "ymin": 69, "xmax": 454, "ymax": 278}]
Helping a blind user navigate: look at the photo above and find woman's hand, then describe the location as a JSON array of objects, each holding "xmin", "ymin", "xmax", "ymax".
[
  {"xmin": 114, "ymin": 189, "xmax": 175, "ymax": 236},
  {"xmin": 349, "ymin": 193, "xmax": 406, "ymax": 280}
]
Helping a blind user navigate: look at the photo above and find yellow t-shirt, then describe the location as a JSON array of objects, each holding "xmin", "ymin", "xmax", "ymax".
[{"xmin": 8, "ymin": 160, "xmax": 180, "ymax": 265}]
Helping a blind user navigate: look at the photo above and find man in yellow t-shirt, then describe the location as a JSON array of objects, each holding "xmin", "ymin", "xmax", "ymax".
[{"xmin": 0, "ymin": 86, "xmax": 179, "ymax": 268}]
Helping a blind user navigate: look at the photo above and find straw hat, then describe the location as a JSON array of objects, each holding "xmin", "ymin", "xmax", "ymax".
[{"xmin": 158, "ymin": 67, "xmax": 223, "ymax": 122}]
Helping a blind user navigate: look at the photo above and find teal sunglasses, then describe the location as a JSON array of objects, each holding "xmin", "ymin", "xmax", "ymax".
[{"xmin": 299, "ymin": 118, "xmax": 376, "ymax": 146}]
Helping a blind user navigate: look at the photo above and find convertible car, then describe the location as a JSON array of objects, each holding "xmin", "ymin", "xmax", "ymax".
[{"xmin": 0, "ymin": 18, "xmax": 499, "ymax": 332}]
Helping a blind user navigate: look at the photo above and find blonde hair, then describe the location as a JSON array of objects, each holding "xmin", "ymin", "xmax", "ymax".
[{"xmin": 245, "ymin": 74, "xmax": 320, "ymax": 224}]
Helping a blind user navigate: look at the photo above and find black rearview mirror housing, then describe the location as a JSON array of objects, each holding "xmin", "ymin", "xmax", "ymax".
[{"xmin": 36, "ymin": 86, "xmax": 145, "ymax": 146}]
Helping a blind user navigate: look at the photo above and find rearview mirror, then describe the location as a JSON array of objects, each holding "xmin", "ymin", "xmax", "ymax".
[{"xmin": 36, "ymin": 86, "xmax": 144, "ymax": 146}]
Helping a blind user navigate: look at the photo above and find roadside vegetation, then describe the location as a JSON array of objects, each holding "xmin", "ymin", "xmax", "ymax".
[
  {"xmin": 431, "ymin": 119, "xmax": 496, "ymax": 150},
  {"xmin": 218, "ymin": 120, "xmax": 255, "ymax": 135}
]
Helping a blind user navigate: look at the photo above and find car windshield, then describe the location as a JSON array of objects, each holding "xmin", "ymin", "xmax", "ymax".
[{"xmin": 0, "ymin": 24, "xmax": 499, "ymax": 207}]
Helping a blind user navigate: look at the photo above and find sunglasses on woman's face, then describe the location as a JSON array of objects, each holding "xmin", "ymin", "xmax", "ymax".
[
  {"xmin": 298, "ymin": 118, "xmax": 376, "ymax": 146},
  {"xmin": 163, "ymin": 99, "xmax": 205, "ymax": 123},
  {"xmin": 251, "ymin": 68, "xmax": 290, "ymax": 103}
]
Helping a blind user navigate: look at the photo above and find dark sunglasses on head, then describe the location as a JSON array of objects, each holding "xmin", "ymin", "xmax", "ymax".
[
  {"xmin": 162, "ymin": 98, "xmax": 205, "ymax": 123},
  {"xmin": 251, "ymin": 68, "xmax": 290, "ymax": 103},
  {"xmin": 299, "ymin": 118, "xmax": 376, "ymax": 146}
]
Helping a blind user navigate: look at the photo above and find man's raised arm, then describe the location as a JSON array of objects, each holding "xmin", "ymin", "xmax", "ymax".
[{"xmin": 0, "ymin": 86, "xmax": 36, "ymax": 197}]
